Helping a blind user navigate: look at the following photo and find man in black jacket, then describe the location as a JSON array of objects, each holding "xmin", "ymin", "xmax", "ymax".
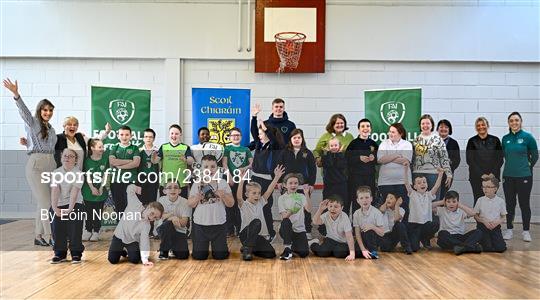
[{"xmin": 250, "ymin": 98, "xmax": 296, "ymax": 146}]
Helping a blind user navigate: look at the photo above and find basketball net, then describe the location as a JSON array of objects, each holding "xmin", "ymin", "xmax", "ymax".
[{"xmin": 275, "ymin": 32, "xmax": 306, "ymax": 73}]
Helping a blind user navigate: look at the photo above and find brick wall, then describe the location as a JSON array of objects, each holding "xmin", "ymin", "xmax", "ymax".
[{"xmin": 1, "ymin": 58, "xmax": 538, "ymax": 220}]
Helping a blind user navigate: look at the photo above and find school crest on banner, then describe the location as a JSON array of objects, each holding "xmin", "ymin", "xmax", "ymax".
[
  {"xmin": 208, "ymin": 118, "xmax": 235, "ymax": 145},
  {"xmin": 192, "ymin": 88, "xmax": 251, "ymax": 146}
]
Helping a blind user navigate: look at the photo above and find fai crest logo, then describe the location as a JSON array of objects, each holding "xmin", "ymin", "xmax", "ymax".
[
  {"xmin": 380, "ymin": 101, "xmax": 406, "ymax": 126},
  {"xmin": 109, "ymin": 99, "xmax": 135, "ymax": 125}
]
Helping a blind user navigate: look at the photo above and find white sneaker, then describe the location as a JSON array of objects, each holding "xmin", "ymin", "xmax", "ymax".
[
  {"xmin": 82, "ymin": 230, "xmax": 92, "ymax": 241},
  {"xmin": 522, "ymin": 231, "xmax": 532, "ymax": 242},
  {"xmin": 306, "ymin": 233, "xmax": 313, "ymax": 240},
  {"xmin": 308, "ymin": 238, "xmax": 320, "ymax": 247},
  {"xmin": 503, "ymin": 229, "xmax": 513, "ymax": 240},
  {"xmin": 89, "ymin": 231, "xmax": 99, "ymax": 242}
]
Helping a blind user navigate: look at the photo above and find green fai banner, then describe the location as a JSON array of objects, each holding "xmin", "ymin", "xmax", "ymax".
[
  {"xmin": 365, "ymin": 88, "xmax": 421, "ymax": 144},
  {"xmin": 91, "ymin": 86, "xmax": 151, "ymax": 150}
]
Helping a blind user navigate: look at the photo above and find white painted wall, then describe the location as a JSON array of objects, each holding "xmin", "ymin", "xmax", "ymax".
[{"xmin": 1, "ymin": 1, "xmax": 538, "ymax": 61}]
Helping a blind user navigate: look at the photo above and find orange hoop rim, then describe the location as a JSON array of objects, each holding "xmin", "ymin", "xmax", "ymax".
[{"xmin": 274, "ymin": 32, "xmax": 307, "ymax": 42}]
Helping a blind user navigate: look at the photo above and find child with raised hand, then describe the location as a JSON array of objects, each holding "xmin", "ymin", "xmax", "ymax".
[
  {"xmin": 188, "ymin": 155, "xmax": 235, "ymax": 260},
  {"xmin": 81, "ymin": 138, "xmax": 109, "ymax": 242},
  {"xmin": 156, "ymin": 181, "xmax": 191, "ymax": 260},
  {"xmin": 473, "ymin": 175, "xmax": 507, "ymax": 252},
  {"xmin": 311, "ymin": 198, "xmax": 355, "ymax": 261},
  {"xmin": 352, "ymin": 186, "xmax": 385, "ymax": 259},
  {"xmin": 223, "ymin": 127, "xmax": 253, "ymax": 237},
  {"xmin": 279, "ymin": 128, "xmax": 317, "ymax": 239},
  {"xmin": 236, "ymin": 165, "xmax": 284, "ymax": 261},
  {"xmin": 278, "ymin": 173, "xmax": 312, "ymax": 260},
  {"xmin": 404, "ymin": 164, "xmax": 442, "ymax": 252},
  {"xmin": 108, "ymin": 184, "xmax": 164, "ymax": 266},
  {"xmin": 50, "ymin": 149, "xmax": 85, "ymax": 264},
  {"xmin": 378, "ymin": 193, "xmax": 412, "ymax": 254},
  {"xmin": 432, "ymin": 190, "xmax": 482, "ymax": 255}
]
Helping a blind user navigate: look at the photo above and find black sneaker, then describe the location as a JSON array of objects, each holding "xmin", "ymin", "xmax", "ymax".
[
  {"xmin": 404, "ymin": 246, "xmax": 413, "ymax": 255},
  {"xmin": 50, "ymin": 256, "xmax": 67, "ymax": 264},
  {"xmin": 159, "ymin": 251, "xmax": 169, "ymax": 260},
  {"xmin": 34, "ymin": 237, "xmax": 50, "ymax": 247},
  {"xmin": 472, "ymin": 244, "xmax": 483, "ymax": 254},
  {"xmin": 242, "ymin": 247, "xmax": 253, "ymax": 261},
  {"xmin": 71, "ymin": 256, "xmax": 82, "ymax": 264},
  {"xmin": 280, "ymin": 247, "xmax": 293, "ymax": 260},
  {"xmin": 121, "ymin": 250, "xmax": 128, "ymax": 258},
  {"xmin": 267, "ymin": 233, "xmax": 276, "ymax": 243},
  {"xmin": 453, "ymin": 245, "xmax": 466, "ymax": 256},
  {"xmin": 421, "ymin": 240, "xmax": 433, "ymax": 250}
]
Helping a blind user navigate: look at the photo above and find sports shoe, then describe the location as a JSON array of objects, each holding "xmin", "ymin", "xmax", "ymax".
[
  {"xmin": 308, "ymin": 238, "xmax": 320, "ymax": 248},
  {"xmin": 241, "ymin": 247, "xmax": 253, "ymax": 261},
  {"xmin": 421, "ymin": 240, "xmax": 433, "ymax": 250},
  {"xmin": 267, "ymin": 233, "xmax": 276, "ymax": 243},
  {"xmin": 472, "ymin": 244, "xmax": 483, "ymax": 254},
  {"xmin": 71, "ymin": 256, "xmax": 82, "ymax": 264},
  {"xmin": 89, "ymin": 231, "xmax": 99, "ymax": 242},
  {"xmin": 159, "ymin": 251, "xmax": 169, "ymax": 260},
  {"xmin": 34, "ymin": 237, "xmax": 50, "ymax": 247},
  {"xmin": 404, "ymin": 246, "xmax": 413, "ymax": 255},
  {"xmin": 503, "ymin": 229, "xmax": 513, "ymax": 240},
  {"xmin": 306, "ymin": 233, "xmax": 313, "ymax": 240},
  {"xmin": 523, "ymin": 231, "xmax": 532, "ymax": 242},
  {"xmin": 453, "ymin": 245, "xmax": 465, "ymax": 256},
  {"xmin": 369, "ymin": 250, "xmax": 379, "ymax": 259},
  {"xmin": 82, "ymin": 230, "xmax": 92, "ymax": 241},
  {"xmin": 280, "ymin": 247, "xmax": 293, "ymax": 260},
  {"xmin": 50, "ymin": 256, "xmax": 67, "ymax": 264}
]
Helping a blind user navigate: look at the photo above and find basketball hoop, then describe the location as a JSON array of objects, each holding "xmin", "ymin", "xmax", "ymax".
[{"xmin": 274, "ymin": 32, "xmax": 306, "ymax": 73}]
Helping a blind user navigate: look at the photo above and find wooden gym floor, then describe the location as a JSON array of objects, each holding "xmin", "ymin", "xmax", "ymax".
[{"xmin": 1, "ymin": 219, "xmax": 539, "ymax": 299}]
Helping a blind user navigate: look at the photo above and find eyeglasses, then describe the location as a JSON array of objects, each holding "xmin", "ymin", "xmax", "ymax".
[
  {"xmin": 229, "ymin": 134, "xmax": 241, "ymax": 137},
  {"xmin": 63, "ymin": 154, "xmax": 76, "ymax": 159}
]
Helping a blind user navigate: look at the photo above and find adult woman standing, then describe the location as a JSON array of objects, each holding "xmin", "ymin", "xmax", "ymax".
[
  {"xmin": 501, "ymin": 112, "xmax": 538, "ymax": 242},
  {"xmin": 465, "ymin": 117, "xmax": 503, "ymax": 204},
  {"xmin": 377, "ymin": 123, "xmax": 412, "ymax": 217},
  {"xmin": 436, "ymin": 119, "xmax": 461, "ymax": 200},
  {"xmin": 412, "ymin": 114, "xmax": 452, "ymax": 196},
  {"xmin": 53, "ymin": 117, "xmax": 110, "ymax": 169},
  {"xmin": 314, "ymin": 114, "xmax": 354, "ymax": 166},
  {"xmin": 3, "ymin": 78, "xmax": 57, "ymax": 246}
]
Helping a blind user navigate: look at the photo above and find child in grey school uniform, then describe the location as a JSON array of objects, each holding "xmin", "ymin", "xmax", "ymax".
[
  {"xmin": 49, "ymin": 149, "xmax": 85, "ymax": 264},
  {"xmin": 156, "ymin": 181, "xmax": 192, "ymax": 260},
  {"xmin": 352, "ymin": 186, "xmax": 385, "ymax": 259},
  {"xmin": 310, "ymin": 198, "xmax": 355, "ymax": 260},
  {"xmin": 108, "ymin": 184, "xmax": 164, "ymax": 266},
  {"xmin": 278, "ymin": 173, "xmax": 312, "ymax": 260},
  {"xmin": 378, "ymin": 192, "xmax": 412, "ymax": 254},
  {"xmin": 473, "ymin": 175, "xmax": 507, "ymax": 253},
  {"xmin": 188, "ymin": 155, "xmax": 235, "ymax": 260},
  {"xmin": 236, "ymin": 166, "xmax": 284, "ymax": 260},
  {"xmin": 433, "ymin": 190, "xmax": 483, "ymax": 255},
  {"xmin": 404, "ymin": 164, "xmax": 443, "ymax": 252}
]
